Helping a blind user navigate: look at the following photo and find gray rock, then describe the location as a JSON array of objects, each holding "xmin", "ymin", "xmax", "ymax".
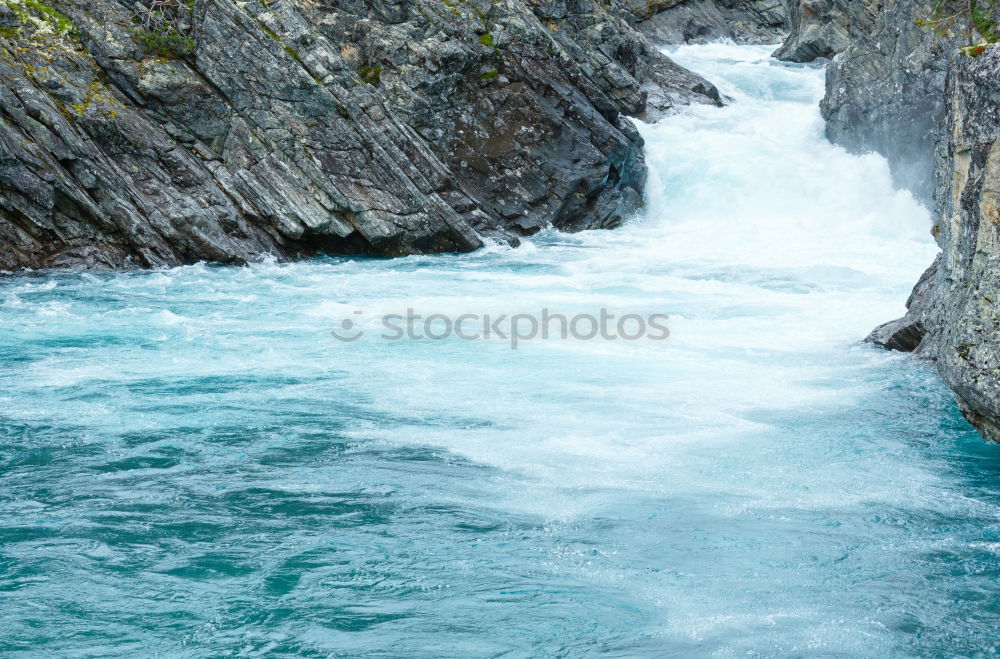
[
  {"xmin": 821, "ymin": 0, "xmax": 954, "ymax": 204},
  {"xmin": 0, "ymin": 0, "xmax": 725, "ymax": 269},
  {"xmin": 904, "ymin": 47, "xmax": 1000, "ymax": 443},
  {"xmin": 776, "ymin": 0, "xmax": 959, "ymax": 203},
  {"xmin": 628, "ymin": 0, "xmax": 787, "ymax": 45},
  {"xmin": 865, "ymin": 257, "xmax": 937, "ymax": 351},
  {"xmin": 856, "ymin": 41, "xmax": 1000, "ymax": 443},
  {"xmin": 773, "ymin": 0, "xmax": 859, "ymax": 62},
  {"xmin": 0, "ymin": 4, "xmax": 18, "ymax": 28},
  {"xmin": 776, "ymin": 0, "xmax": 952, "ymax": 203},
  {"xmin": 776, "ymin": 1, "xmax": 1000, "ymax": 441}
]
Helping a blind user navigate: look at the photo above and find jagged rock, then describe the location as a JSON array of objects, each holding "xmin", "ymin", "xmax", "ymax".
[
  {"xmin": 820, "ymin": 0, "xmax": 955, "ymax": 204},
  {"xmin": 0, "ymin": 4, "xmax": 18, "ymax": 28},
  {"xmin": 629, "ymin": 0, "xmax": 787, "ymax": 45},
  {"xmin": 776, "ymin": 0, "xmax": 956, "ymax": 202},
  {"xmin": 865, "ymin": 257, "xmax": 937, "ymax": 351},
  {"xmin": 0, "ymin": 0, "xmax": 725, "ymax": 269},
  {"xmin": 906, "ymin": 46, "xmax": 1000, "ymax": 443},
  {"xmin": 858, "ymin": 40, "xmax": 1000, "ymax": 444},
  {"xmin": 777, "ymin": 2, "xmax": 1000, "ymax": 441},
  {"xmin": 776, "ymin": 0, "xmax": 952, "ymax": 202},
  {"xmin": 772, "ymin": 0, "xmax": 858, "ymax": 62}
]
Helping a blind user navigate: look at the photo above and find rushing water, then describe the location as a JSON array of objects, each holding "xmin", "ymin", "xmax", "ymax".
[{"xmin": 3, "ymin": 44, "xmax": 1000, "ymax": 657}]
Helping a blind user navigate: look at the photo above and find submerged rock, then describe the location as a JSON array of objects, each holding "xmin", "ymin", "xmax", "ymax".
[{"xmin": 0, "ymin": 0, "xmax": 726, "ymax": 269}]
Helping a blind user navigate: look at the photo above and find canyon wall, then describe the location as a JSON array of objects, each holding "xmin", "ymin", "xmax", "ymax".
[
  {"xmin": 0, "ymin": 0, "xmax": 785, "ymax": 270},
  {"xmin": 0, "ymin": 0, "xmax": 726, "ymax": 269},
  {"xmin": 871, "ymin": 48, "xmax": 1000, "ymax": 442},
  {"xmin": 631, "ymin": 0, "xmax": 786, "ymax": 45},
  {"xmin": 779, "ymin": 0, "xmax": 1000, "ymax": 441}
]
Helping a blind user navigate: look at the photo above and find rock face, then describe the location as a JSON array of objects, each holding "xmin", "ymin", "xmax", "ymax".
[
  {"xmin": 0, "ymin": 0, "xmax": 728, "ymax": 269},
  {"xmin": 869, "ymin": 48, "xmax": 1000, "ymax": 442},
  {"xmin": 773, "ymin": 0, "xmax": 861, "ymax": 62},
  {"xmin": 785, "ymin": 0, "xmax": 1000, "ymax": 441},
  {"xmin": 630, "ymin": 0, "xmax": 786, "ymax": 45},
  {"xmin": 779, "ymin": 0, "xmax": 1000, "ymax": 441},
  {"xmin": 776, "ymin": 0, "xmax": 952, "ymax": 203}
]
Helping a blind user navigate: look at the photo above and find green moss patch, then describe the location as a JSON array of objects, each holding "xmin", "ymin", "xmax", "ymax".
[
  {"xmin": 359, "ymin": 64, "xmax": 381, "ymax": 85},
  {"xmin": 133, "ymin": 24, "xmax": 194, "ymax": 57},
  {"xmin": 3, "ymin": 0, "xmax": 77, "ymax": 39}
]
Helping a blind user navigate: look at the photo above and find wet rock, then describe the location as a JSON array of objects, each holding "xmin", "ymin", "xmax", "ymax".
[
  {"xmin": 773, "ymin": 0, "xmax": 857, "ymax": 62},
  {"xmin": 907, "ymin": 47, "xmax": 1000, "ymax": 443},
  {"xmin": 777, "ymin": 2, "xmax": 1000, "ymax": 442},
  {"xmin": 629, "ymin": 0, "xmax": 787, "ymax": 46},
  {"xmin": 861, "ymin": 44, "xmax": 1000, "ymax": 443},
  {"xmin": 821, "ymin": 0, "xmax": 954, "ymax": 204},
  {"xmin": 0, "ymin": 0, "xmax": 724, "ymax": 269},
  {"xmin": 866, "ymin": 258, "xmax": 937, "ymax": 352}
]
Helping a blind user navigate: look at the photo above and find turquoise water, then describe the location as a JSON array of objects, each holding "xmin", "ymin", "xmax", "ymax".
[{"xmin": 3, "ymin": 45, "xmax": 1000, "ymax": 657}]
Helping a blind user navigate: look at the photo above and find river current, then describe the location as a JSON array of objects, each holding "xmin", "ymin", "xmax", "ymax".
[{"xmin": 3, "ymin": 44, "xmax": 1000, "ymax": 657}]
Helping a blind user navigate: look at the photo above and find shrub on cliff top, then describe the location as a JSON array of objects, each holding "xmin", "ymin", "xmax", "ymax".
[
  {"xmin": 917, "ymin": 0, "xmax": 999, "ymax": 47},
  {"xmin": 133, "ymin": 24, "xmax": 194, "ymax": 57},
  {"xmin": 130, "ymin": 0, "xmax": 196, "ymax": 58}
]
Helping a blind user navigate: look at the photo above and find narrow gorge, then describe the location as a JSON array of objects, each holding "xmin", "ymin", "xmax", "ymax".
[
  {"xmin": 5, "ymin": 0, "xmax": 1000, "ymax": 656},
  {"xmin": 776, "ymin": 0, "xmax": 1000, "ymax": 444},
  {"xmin": 1, "ymin": 0, "xmax": 785, "ymax": 268}
]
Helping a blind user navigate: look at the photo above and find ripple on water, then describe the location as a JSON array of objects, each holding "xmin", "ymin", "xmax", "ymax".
[{"xmin": 2, "ymin": 43, "xmax": 999, "ymax": 657}]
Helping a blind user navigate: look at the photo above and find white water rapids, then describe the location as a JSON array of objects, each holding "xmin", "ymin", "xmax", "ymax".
[{"xmin": 5, "ymin": 44, "xmax": 1000, "ymax": 657}]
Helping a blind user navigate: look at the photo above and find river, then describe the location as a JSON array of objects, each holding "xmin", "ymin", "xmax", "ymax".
[{"xmin": 3, "ymin": 44, "xmax": 999, "ymax": 656}]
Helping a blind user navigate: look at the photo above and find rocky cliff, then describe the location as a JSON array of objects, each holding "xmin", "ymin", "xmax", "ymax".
[
  {"xmin": 869, "ymin": 47, "xmax": 1000, "ymax": 442},
  {"xmin": 0, "ymin": 0, "xmax": 784, "ymax": 270},
  {"xmin": 779, "ymin": 1, "xmax": 1000, "ymax": 441},
  {"xmin": 630, "ymin": 0, "xmax": 786, "ymax": 45},
  {"xmin": 0, "ymin": 0, "xmax": 704, "ymax": 269},
  {"xmin": 773, "ymin": 0, "xmax": 861, "ymax": 62}
]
